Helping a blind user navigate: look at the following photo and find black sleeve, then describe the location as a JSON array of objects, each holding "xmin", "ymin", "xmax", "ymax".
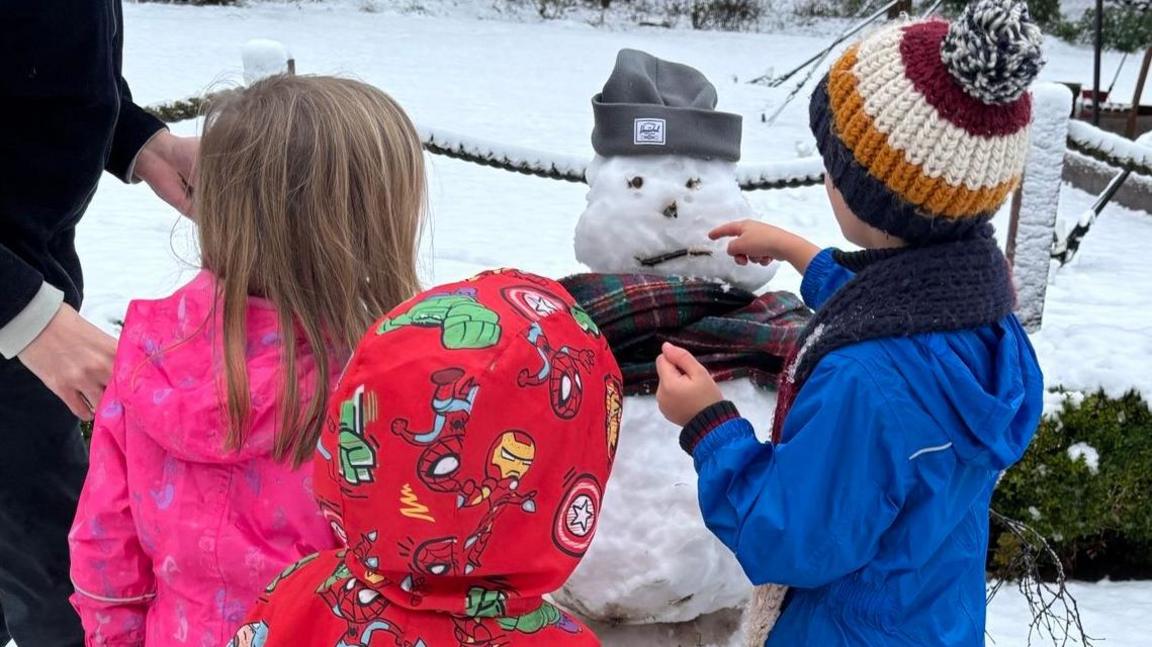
[
  {"xmin": 105, "ymin": 0, "xmax": 166, "ymax": 182},
  {"xmin": 0, "ymin": 252, "xmax": 44, "ymax": 329},
  {"xmin": 0, "ymin": 0, "xmax": 112, "ymax": 324}
]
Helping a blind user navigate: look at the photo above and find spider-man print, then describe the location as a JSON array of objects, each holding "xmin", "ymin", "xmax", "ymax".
[
  {"xmin": 517, "ymin": 322, "xmax": 594, "ymax": 419},
  {"xmin": 316, "ymin": 560, "xmax": 404, "ymax": 647},
  {"xmin": 392, "ymin": 369, "xmax": 478, "ymax": 445},
  {"xmin": 391, "ymin": 369, "xmax": 477, "ymax": 495}
]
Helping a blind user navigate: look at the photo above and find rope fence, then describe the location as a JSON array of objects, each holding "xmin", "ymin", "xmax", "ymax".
[{"xmin": 146, "ymin": 95, "xmax": 1150, "ymax": 189}]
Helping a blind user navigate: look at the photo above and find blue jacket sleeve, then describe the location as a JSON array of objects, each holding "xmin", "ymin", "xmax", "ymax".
[
  {"xmin": 691, "ymin": 353, "xmax": 909, "ymax": 589},
  {"xmin": 800, "ymin": 248, "xmax": 855, "ymax": 310}
]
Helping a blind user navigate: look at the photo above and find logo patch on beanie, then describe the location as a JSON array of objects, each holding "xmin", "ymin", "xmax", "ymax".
[{"xmin": 633, "ymin": 118, "xmax": 666, "ymax": 146}]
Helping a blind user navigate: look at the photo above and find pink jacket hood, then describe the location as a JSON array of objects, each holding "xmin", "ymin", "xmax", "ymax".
[{"xmin": 119, "ymin": 270, "xmax": 323, "ymax": 464}]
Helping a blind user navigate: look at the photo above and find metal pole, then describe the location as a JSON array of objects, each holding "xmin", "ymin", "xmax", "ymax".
[
  {"xmin": 749, "ymin": 0, "xmax": 899, "ymax": 87},
  {"xmin": 1094, "ymin": 0, "xmax": 1103, "ymax": 126},
  {"xmin": 1006, "ymin": 186, "xmax": 1023, "ymax": 266}
]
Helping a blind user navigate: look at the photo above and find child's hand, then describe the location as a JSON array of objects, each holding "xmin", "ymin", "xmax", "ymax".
[
  {"xmin": 709, "ymin": 220, "xmax": 821, "ymax": 274},
  {"xmin": 656, "ymin": 342, "xmax": 723, "ymax": 427}
]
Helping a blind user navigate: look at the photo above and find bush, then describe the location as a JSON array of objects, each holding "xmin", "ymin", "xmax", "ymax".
[
  {"xmin": 137, "ymin": 0, "xmax": 240, "ymax": 5},
  {"xmin": 793, "ymin": 0, "xmax": 868, "ymax": 19},
  {"xmin": 689, "ymin": 0, "xmax": 762, "ymax": 29},
  {"xmin": 1070, "ymin": 1, "xmax": 1152, "ymax": 54},
  {"xmin": 532, "ymin": 0, "xmax": 578, "ymax": 18},
  {"xmin": 498, "ymin": 0, "xmax": 768, "ymax": 29},
  {"xmin": 941, "ymin": 0, "xmax": 1062, "ymax": 27},
  {"xmin": 991, "ymin": 390, "xmax": 1152, "ymax": 580}
]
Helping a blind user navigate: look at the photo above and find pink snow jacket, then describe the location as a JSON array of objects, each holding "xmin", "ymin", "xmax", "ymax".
[{"xmin": 69, "ymin": 270, "xmax": 341, "ymax": 647}]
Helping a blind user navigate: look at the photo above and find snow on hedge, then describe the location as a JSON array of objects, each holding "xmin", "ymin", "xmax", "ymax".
[{"xmin": 1067, "ymin": 442, "xmax": 1101, "ymax": 475}]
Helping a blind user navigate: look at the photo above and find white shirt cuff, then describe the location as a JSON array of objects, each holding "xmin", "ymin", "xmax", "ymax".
[{"xmin": 0, "ymin": 282, "xmax": 64, "ymax": 359}]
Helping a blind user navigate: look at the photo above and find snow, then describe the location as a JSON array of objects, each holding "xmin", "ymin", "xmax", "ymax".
[
  {"xmin": 1067, "ymin": 442, "xmax": 1101, "ymax": 474},
  {"xmin": 589, "ymin": 580, "xmax": 1152, "ymax": 647},
  {"xmin": 557, "ymin": 380, "xmax": 775, "ymax": 624},
  {"xmin": 735, "ymin": 156, "xmax": 825, "ymax": 188},
  {"xmin": 1014, "ymin": 83, "xmax": 1072, "ymax": 332},
  {"xmin": 5, "ymin": 1, "xmax": 1151, "ymax": 645},
  {"xmin": 1030, "ymin": 185, "xmax": 1152, "ymax": 402},
  {"xmin": 241, "ymin": 38, "xmax": 292, "ymax": 84},
  {"xmin": 1068, "ymin": 120, "xmax": 1152, "ymax": 170},
  {"xmin": 575, "ymin": 155, "xmax": 778, "ymax": 293}
]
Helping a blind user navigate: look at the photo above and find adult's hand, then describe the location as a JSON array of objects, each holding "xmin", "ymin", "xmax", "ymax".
[
  {"xmin": 18, "ymin": 304, "xmax": 116, "ymax": 421},
  {"xmin": 134, "ymin": 130, "xmax": 199, "ymax": 217}
]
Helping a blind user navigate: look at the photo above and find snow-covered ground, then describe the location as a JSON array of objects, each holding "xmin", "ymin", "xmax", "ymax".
[{"xmin": 7, "ymin": 1, "xmax": 1152, "ymax": 645}]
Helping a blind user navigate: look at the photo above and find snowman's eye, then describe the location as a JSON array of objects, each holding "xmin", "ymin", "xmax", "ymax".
[
  {"xmin": 686, "ymin": 178, "xmax": 702, "ymax": 190},
  {"xmin": 627, "ymin": 177, "xmax": 644, "ymax": 189}
]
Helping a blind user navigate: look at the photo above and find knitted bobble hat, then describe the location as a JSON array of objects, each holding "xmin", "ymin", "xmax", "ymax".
[{"xmin": 810, "ymin": 0, "xmax": 1045, "ymax": 245}]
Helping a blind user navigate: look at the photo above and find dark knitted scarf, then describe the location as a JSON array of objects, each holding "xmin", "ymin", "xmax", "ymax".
[
  {"xmin": 771, "ymin": 227, "xmax": 1016, "ymax": 441},
  {"xmin": 560, "ymin": 273, "xmax": 812, "ymax": 396}
]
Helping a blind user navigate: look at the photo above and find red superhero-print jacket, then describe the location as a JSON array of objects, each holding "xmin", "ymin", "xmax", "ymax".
[{"xmin": 228, "ymin": 269, "xmax": 623, "ymax": 647}]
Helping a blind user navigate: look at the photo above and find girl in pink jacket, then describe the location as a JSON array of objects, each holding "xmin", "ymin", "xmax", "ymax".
[{"xmin": 68, "ymin": 75, "xmax": 428, "ymax": 647}]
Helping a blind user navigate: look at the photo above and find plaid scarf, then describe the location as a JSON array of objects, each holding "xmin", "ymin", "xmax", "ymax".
[{"xmin": 559, "ymin": 273, "xmax": 812, "ymax": 396}]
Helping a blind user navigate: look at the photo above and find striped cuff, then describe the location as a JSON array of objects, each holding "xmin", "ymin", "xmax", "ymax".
[
  {"xmin": 0, "ymin": 282, "xmax": 64, "ymax": 359},
  {"xmin": 679, "ymin": 400, "xmax": 741, "ymax": 455}
]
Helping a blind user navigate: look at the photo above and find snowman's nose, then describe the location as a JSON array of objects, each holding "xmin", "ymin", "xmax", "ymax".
[{"xmin": 662, "ymin": 201, "xmax": 678, "ymax": 219}]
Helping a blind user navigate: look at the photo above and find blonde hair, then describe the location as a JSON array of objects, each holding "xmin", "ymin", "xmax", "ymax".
[{"xmin": 195, "ymin": 74, "xmax": 426, "ymax": 466}]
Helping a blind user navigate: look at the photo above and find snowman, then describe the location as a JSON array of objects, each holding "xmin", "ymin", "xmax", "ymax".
[{"xmin": 553, "ymin": 50, "xmax": 807, "ymax": 631}]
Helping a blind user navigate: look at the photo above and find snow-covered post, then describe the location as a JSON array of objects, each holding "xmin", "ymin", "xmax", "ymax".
[
  {"xmin": 1010, "ymin": 82, "xmax": 1072, "ymax": 332},
  {"xmin": 242, "ymin": 39, "xmax": 294, "ymax": 85}
]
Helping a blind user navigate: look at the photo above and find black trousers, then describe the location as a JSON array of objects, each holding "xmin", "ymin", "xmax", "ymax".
[{"xmin": 0, "ymin": 358, "xmax": 87, "ymax": 646}]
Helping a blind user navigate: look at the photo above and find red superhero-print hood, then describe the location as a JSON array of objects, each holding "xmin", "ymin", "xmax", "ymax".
[{"xmin": 313, "ymin": 268, "xmax": 623, "ymax": 619}]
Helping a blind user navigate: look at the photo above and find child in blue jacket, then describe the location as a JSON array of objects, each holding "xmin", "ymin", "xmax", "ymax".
[{"xmin": 655, "ymin": 1, "xmax": 1046, "ymax": 644}]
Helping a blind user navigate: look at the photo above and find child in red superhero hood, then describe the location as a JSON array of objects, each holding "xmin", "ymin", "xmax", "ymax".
[{"xmin": 228, "ymin": 269, "xmax": 624, "ymax": 647}]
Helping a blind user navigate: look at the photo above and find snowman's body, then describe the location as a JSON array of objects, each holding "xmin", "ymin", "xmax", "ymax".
[{"xmin": 555, "ymin": 155, "xmax": 781, "ymax": 623}]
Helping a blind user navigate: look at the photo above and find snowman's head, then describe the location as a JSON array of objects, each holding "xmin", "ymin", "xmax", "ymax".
[{"xmin": 574, "ymin": 155, "xmax": 777, "ymax": 292}]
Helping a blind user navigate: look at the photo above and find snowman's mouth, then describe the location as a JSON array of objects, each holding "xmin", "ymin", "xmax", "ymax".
[{"xmin": 635, "ymin": 248, "xmax": 713, "ymax": 267}]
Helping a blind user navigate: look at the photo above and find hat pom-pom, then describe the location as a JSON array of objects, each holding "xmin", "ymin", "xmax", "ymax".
[{"xmin": 939, "ymin": 0, "xmax": 1045, "ymax": 104}]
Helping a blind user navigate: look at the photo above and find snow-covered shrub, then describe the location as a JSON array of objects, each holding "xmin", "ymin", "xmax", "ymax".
[
  {"xmin": 498, "ymin": 0, "xmax": 772, "ymax": 29},
  {"xmin": 793, "ymin": 0, "xmax": 868, "ymax": 18},
  {"xmin": 942, "ymin": 0, "xmax": 1061, "ymax": 27},
  {"xmin": 1066, "ymin": 0, "xmax": 1152, "ymax": 53},
  {"xmin": 137, "ymin": 0, "xmax": 240, "ymax": 5},
  {"xmin": 532, "ymin": 0, "xmax": 579, "ymax": 18},
  {"xmin": 991, "ymin": 390, "xmax": 1152, "ymax": 580},
  {"xmin": 689, "ymin": 0, "xmax": 763, "ymax": 29}
]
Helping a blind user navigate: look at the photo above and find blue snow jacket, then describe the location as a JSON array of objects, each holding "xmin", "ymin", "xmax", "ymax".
[{"xmin": 691, "ymin": 249, "xmax": 1044, "ymax": 646}]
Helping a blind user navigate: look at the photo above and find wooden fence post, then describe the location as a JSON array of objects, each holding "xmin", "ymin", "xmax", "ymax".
[{"xmin": 1012, "ymin": 82, "xmax": 1073, "ymax": 332}]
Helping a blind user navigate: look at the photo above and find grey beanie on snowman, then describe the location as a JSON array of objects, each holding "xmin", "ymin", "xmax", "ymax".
[{"xmin": 592, "ymin": 49, "xmax": 743, "ymax": 161}]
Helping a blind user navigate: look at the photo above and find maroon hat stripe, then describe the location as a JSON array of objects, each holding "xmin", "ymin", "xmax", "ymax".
[{"xmin": 899, "ymin": 21, "xmax": 1032, "ymax": 138}]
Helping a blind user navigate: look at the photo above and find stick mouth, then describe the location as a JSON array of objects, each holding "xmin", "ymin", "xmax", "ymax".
[{"xmin": 635, "ymin": 248, "xmax": 713, "ymax": 267}]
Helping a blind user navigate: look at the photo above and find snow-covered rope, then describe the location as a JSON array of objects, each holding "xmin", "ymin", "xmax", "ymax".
[
  {"xmin": 418, "ymin": 126, "xmax": 828, "ymax": 189},
  {"xmin": 1066, "ymin": 120, "xmax": 1152, "ymax": 179},
  {"xmin": 419, "ymin": 127, "xmax": 588, "ymax": 183}
]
